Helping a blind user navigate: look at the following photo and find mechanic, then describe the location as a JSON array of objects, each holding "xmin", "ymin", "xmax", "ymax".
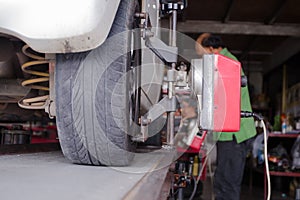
[{"xmin": 195, "ymin": 33, "xmax": 257, "ymax": 200}]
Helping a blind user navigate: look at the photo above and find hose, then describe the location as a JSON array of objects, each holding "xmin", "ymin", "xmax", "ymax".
[
  {"xmin": 241, "ymin": 111, "xmax": 271, "ymax": 200},
  {"xmin": 261, "ymin": 119, "xmax": 271, "ymax": 200},
  {"xmin": 188, "ymin": 112, "xmax": 271, "ymax": 200}
]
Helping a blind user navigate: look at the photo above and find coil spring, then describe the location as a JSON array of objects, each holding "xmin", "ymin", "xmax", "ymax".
[{"xmin": 18, "ymin": 44, "xmax": 50, "ymax": 109}]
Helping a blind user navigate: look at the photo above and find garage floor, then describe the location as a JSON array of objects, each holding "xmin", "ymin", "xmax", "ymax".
[
  {"xmin": 0, "ymin": 150, "xmax": 294, "ymax": 200},
  {"xmin": 0, "ymin": 150, "xmax": 173, "ymax": 200},
  {"xmin": 0, "ymin": 151, "xmax": 136, "ymax": 200}
]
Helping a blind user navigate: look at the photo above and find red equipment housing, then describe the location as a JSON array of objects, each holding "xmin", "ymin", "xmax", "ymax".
[{"xmin": 213, "ymin": 54, "xmax": 241, "ymax": 132}]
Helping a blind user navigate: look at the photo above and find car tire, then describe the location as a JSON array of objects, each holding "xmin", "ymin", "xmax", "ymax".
[{"xmin": 55, "ymin": 0, "xmax": 139, "ymax": 166}]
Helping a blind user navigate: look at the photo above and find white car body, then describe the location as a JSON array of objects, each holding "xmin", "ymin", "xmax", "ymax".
[{"xmin": 0, "ymin": 0, "xmax": 120, "ymax": 53}]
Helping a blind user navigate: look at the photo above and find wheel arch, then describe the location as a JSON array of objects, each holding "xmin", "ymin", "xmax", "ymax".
[{"xmin": 0, "ymin": 0, "xmax": 121, "ymax": 53}]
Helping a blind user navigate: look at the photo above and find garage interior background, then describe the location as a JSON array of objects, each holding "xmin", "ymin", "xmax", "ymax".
[
  {"xmin": 0, "ymin": 0, "xmax": 299, "ymax": 199},
  {"xmin": 162, "ymin": 0, "xmax": 300, "ymax": 123}
]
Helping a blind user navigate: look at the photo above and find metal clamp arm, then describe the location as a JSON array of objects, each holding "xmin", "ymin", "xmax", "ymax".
[{"xmin": 145, "ymin": 37, "xmax": 178, "ymax": 64}]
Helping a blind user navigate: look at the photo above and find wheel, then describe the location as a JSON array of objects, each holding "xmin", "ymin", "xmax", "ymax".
[{"xmin": 55, "ymin": 0, "xmax": 140, "ymax": 166}]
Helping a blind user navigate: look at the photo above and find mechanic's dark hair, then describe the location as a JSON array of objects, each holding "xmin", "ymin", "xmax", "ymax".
[{"xmin": 201, "ymin": 35, "xmax": 225, "ymax": 49}]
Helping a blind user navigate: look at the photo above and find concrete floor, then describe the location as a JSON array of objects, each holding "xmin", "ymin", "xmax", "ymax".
[
  {"xmin": 0, "ymin": 150, "xmax": 295, "ymax": 200},
  {"xmin": 0, "ymin": 150, "xmax": 172, "ymax": 200}
]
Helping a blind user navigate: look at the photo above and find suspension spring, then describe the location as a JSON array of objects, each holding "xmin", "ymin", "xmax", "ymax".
[{"xmin": 18, "ymin": 44, "xmax": 50, "ymax": 109}]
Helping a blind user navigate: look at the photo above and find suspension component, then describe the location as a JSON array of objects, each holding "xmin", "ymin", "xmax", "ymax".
[{"xmin": 18, "ymin": 44, "xmax": 50, "ymax": 110}]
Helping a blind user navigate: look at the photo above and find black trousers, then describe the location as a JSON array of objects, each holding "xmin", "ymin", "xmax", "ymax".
[{"xmin": 213, "ymin": 137, "xmax": 251, "ymax": 200}]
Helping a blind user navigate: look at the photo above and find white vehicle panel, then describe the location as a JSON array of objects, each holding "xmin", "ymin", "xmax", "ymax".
[{"xmin": 0, "ymin": 0, "xmax": 120, "ymax": 53}]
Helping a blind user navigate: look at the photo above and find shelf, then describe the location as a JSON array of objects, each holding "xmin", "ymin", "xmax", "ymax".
[
  {"xmin": 262, "ymin": 132, "xmax": 300, "ymax": 199},
  {"xmin": 269, "ymin": 171, "xmax": 300, "ymax": 177},
  {"xmin": 266, "ymin": 133, "xmax": 300, "ymax": 176},
  {"xmin": 251, "ymin": 167, "xmax": 300, "ymax": 177},
  {"xmin": 268, "ymin": 132, "xmax": 300, "ymax": 138}
]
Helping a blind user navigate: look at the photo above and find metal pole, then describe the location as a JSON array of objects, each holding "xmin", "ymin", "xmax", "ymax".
[
  {"xmin": 172, "ymin": 10, "xmax": 177, "ymax": 47},
  {"xmin": 169, "ymin": 14, "xmax": 173, "ymax": 46},
  {"xmin": 167, "ymin": 10, "xmax": 177, "ymax": 146}
]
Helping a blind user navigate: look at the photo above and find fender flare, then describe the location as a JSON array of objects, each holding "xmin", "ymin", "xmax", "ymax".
[{"xmin": 0, "ymin": 0, "xmax": 121, "ymax": 53}]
